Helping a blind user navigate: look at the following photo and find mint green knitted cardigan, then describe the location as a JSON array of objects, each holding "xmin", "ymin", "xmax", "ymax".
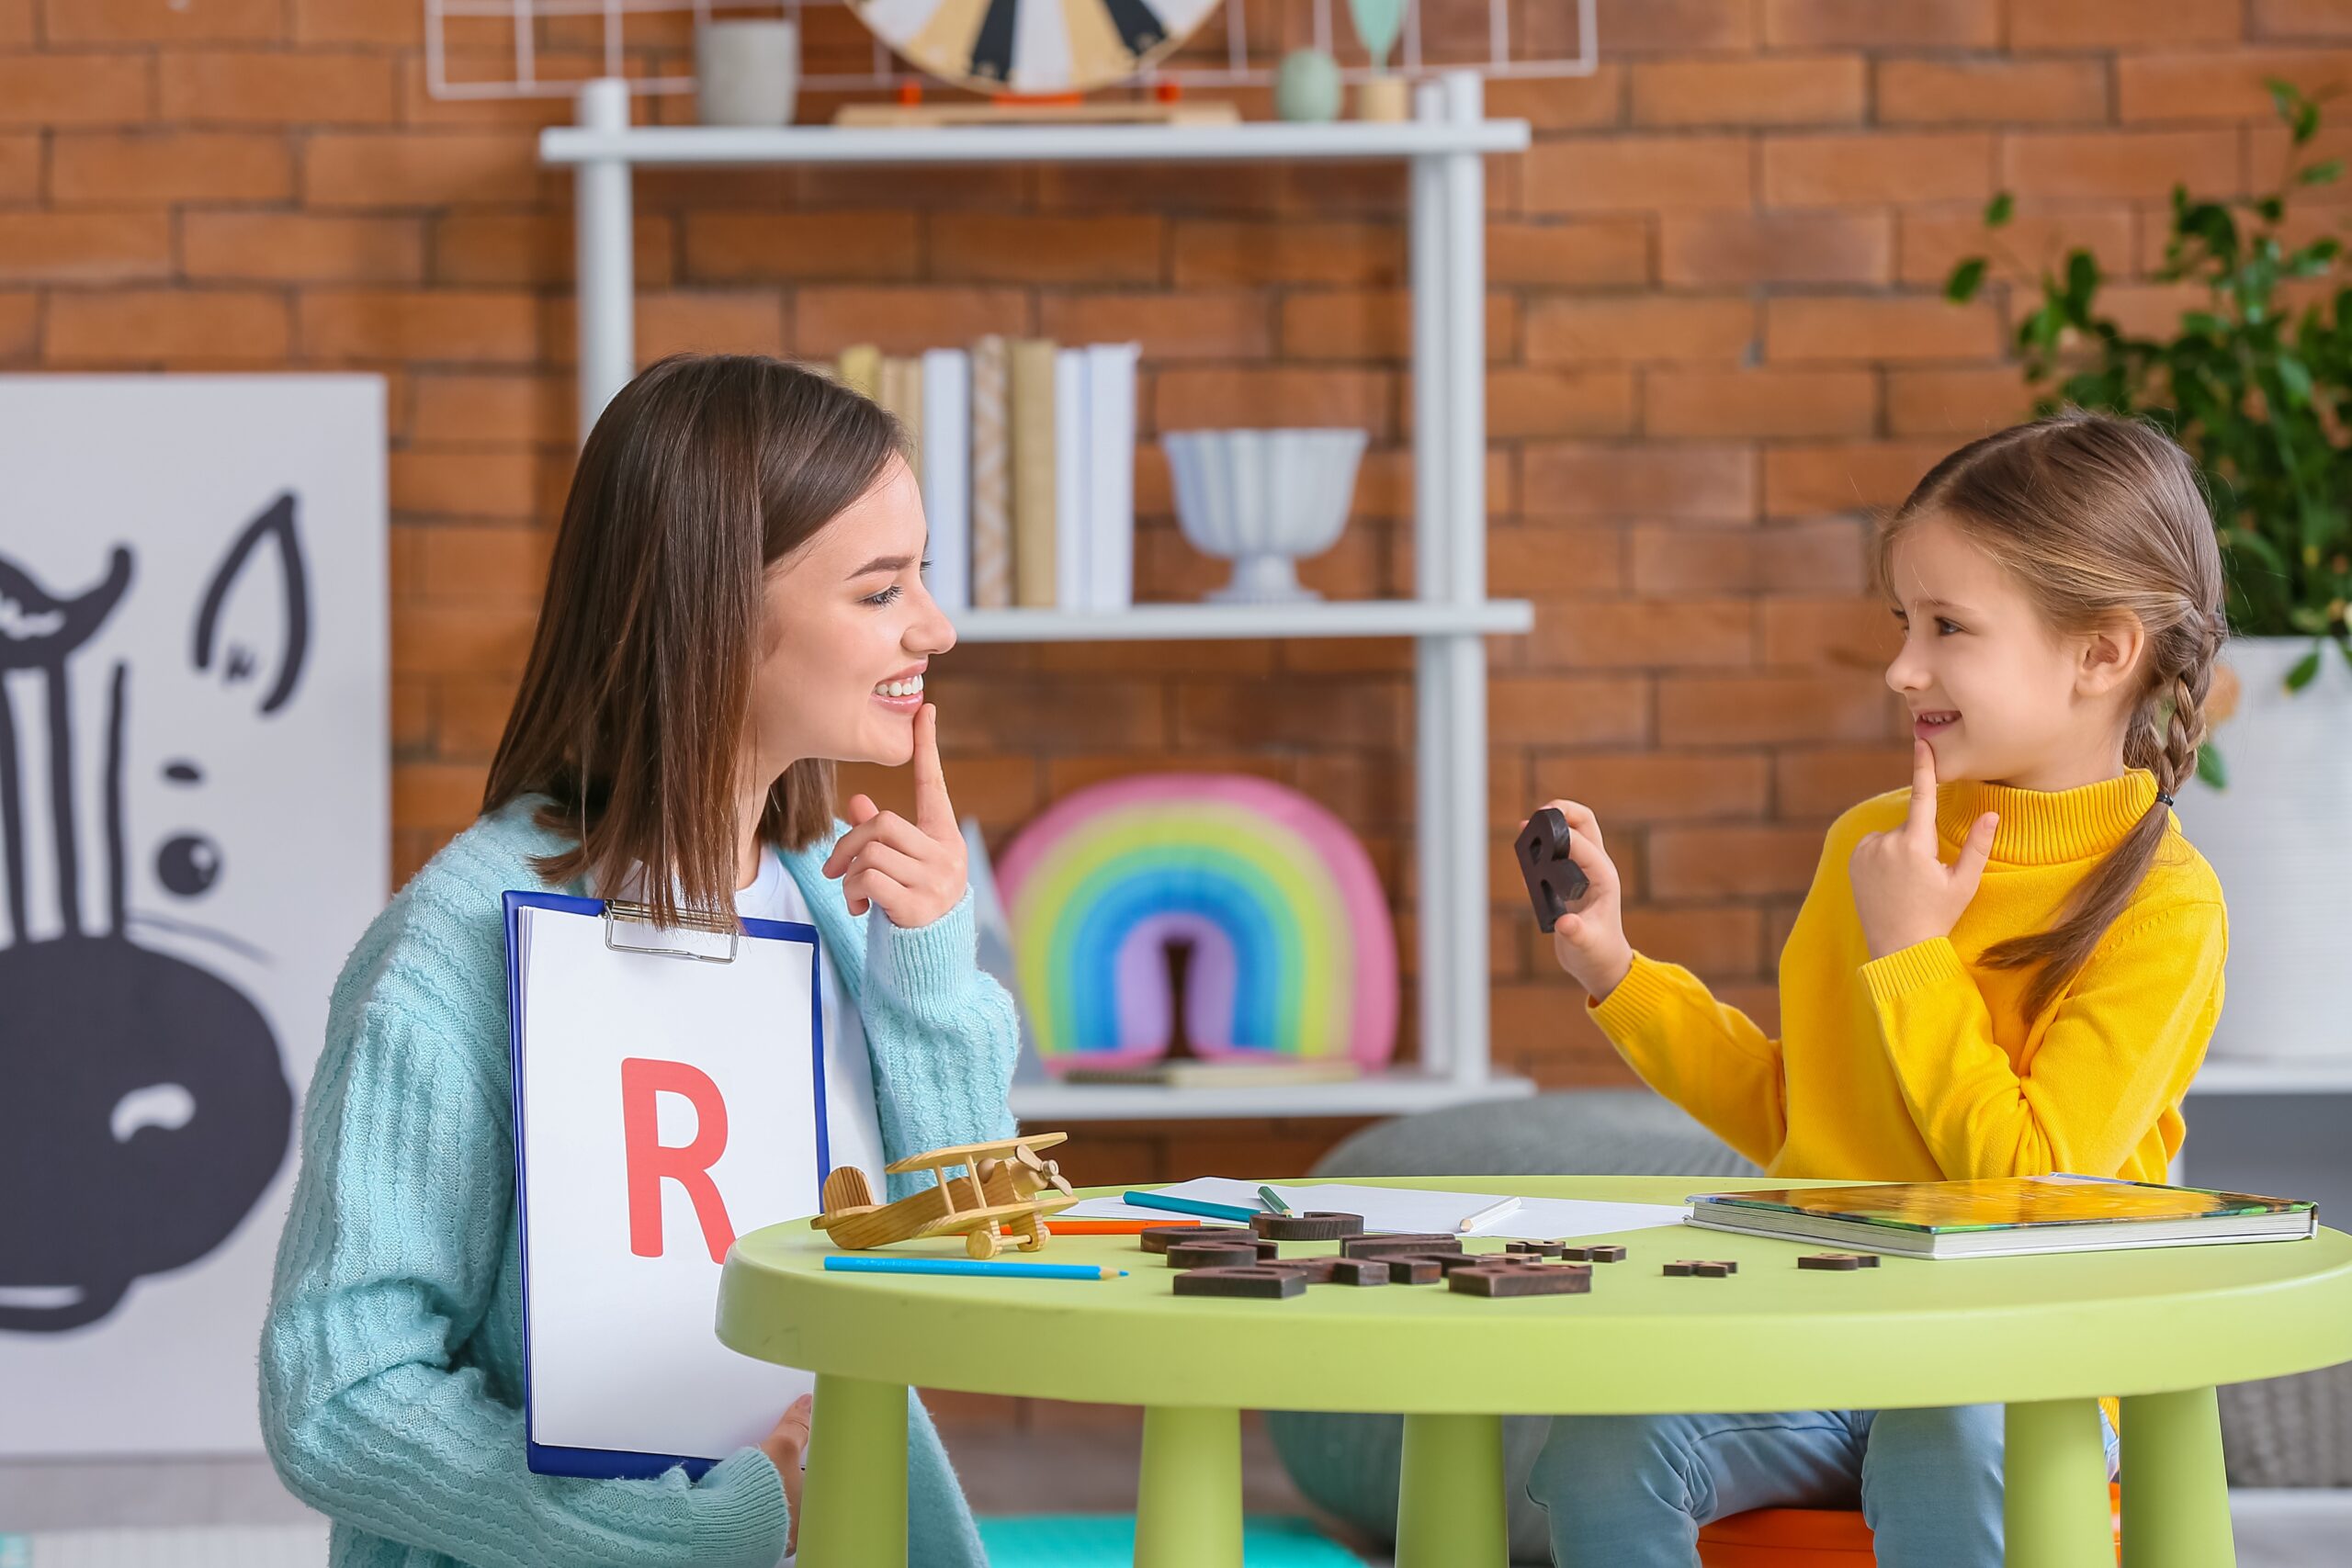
[{"xmin": 259, "ymin": 798, "xmax": 1016, "ymax": 1568}]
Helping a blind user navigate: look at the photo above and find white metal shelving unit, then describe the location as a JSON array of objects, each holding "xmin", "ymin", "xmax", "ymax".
[{"xmin": 541, "ymin": 74, "xmax": 1538, "ymax": 1121}]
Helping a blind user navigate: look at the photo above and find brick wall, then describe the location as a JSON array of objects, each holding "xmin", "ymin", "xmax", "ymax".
[{"xmin": 9, "ymin": 0, "xmax": 2349, "ymax": 1181}]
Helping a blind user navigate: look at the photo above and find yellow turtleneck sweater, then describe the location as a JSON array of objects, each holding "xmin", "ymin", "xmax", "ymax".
[{"xmin": 1589, "ymin": 768, "xmax": 2228, "ymax": 1184}]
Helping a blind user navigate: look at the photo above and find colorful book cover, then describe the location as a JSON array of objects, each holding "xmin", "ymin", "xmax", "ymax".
[{"xmin": 1691, "ymin": 1175, "xmax": 2312, "ymax": 1236}]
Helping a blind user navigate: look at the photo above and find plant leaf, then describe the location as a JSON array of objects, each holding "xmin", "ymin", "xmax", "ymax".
[
  {"xmin": 1946, "ymin": 256, "xmax": 1988, "ymax": 303},
  {"xmin": 2286, "ymin": 648, "xmax": 2323, "ymax": 690},
  {"xmin": 2300, "ymin": 158, "xmax": 2346, "ymax": 186},
  {"xmin": 2197, "ymin": 740, "xmax": 2229, "ymax": 791},
  {"xmin": 1984, "ymin": 191, "xmax": 2015, "ymax": 228}
]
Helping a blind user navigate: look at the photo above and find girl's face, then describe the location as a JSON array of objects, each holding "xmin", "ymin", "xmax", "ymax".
[
  {"xmin": 748, "ymin": 455, "xmax": 955, "ymax": 779},
  {"xmin": 1883, "ymin": 513, "xmax": 2145, "ymax": 791}
]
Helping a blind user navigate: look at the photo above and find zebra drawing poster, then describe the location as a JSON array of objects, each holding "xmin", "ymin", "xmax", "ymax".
[{"xmin": 0, "ymin": 377, "xmax": 387, "ymax": 1453}]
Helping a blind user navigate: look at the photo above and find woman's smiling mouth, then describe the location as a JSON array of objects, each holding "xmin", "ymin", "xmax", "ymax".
[{"xmin": 872, "ymin": 670, "xmax": 924, "ymax": 712}]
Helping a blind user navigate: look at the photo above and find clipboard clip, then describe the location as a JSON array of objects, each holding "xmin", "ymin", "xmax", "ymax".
[{"xmin": 602, "ymin": 901, "xmax": 741, "ymax": 964}]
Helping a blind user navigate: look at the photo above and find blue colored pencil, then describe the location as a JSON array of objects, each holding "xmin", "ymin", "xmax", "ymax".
[
  {"xmin": 1121, "ymin": 1190, "xmax": 1262, "ymax": 1224},
  {"xmin": 822, "ymin": 1256, "xmax": 1126, "ymax": 1280}
]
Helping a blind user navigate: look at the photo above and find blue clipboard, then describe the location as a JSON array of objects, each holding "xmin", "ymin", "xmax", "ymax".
[{"xmin": 502, "ymin": 887, "xmax": 829, "ymax": 1480}]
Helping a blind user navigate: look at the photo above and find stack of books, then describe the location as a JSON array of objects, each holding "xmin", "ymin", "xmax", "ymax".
[
  {"xmin": 836, "ymin": 339, "xmax": 1139, "ymax": 615},
  {"xmin": 1684, "ymin": 1174, "xmax": 2317, "ymax": 1259}
]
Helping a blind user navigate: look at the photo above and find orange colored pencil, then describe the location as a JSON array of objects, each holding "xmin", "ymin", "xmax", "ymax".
[{"xmin": 1045, "ymin": 1218, "xmax": 1202, "ymax": 1235}]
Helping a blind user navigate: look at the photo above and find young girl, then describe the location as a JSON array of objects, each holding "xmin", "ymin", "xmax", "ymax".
[
  {"xmin": 1528, "ymin": 411, "xmax": 2230, "ymax": 1567},
  {"xmin": 260, "ymin": 355, "xmax": 1012, "ymax": 1568}
]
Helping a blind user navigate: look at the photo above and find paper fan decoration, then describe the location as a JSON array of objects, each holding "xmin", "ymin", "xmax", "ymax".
[
  {"xmin": 995, "ymin": 774, "xmax": 1399, "ymax": 1074},
  {"xmin": 849, "ymin": 0, "xmax": 1226, "ymax": 96}
]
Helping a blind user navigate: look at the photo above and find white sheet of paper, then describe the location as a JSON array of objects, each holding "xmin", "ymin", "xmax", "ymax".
[
  {"xmin": 515, "ymin": 903, "xmax": 825, "ymax": 1468},
  {"xmin": 1064, "ymin": 1176, "xmax": 1691, "ymax": 1240}
]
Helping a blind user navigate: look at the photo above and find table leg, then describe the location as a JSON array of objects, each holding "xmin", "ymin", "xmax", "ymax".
[
  {"xmin": 1135, "ymin": 1405, "xmax": 1242, "ymax": 1568},
  {"xmin": 797, "ymin": 1374, "xmax": 907, "ymax": 1568},
  {"xmin": 1396, "ymin": 1413, "xmax": 1509, "ymax": 1568},
  {"xmin": 2119, "ymin": 1387, "xmax": 2235, "ymax": 1568},
  {"xmin": 2006, "ymin": 1399, "xmax": 2116, "ymax": 1568}
]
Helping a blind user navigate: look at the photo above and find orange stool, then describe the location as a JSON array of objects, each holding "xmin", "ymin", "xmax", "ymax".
[{"xmin": 1696, "ymin": 1484, "xmax": 2121, "ymax": 1566}]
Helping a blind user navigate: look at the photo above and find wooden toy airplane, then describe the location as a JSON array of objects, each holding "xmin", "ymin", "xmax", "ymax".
[{"xmin": 813, "ymin": 1132, "xmax": 1080, "ymax": 1259}]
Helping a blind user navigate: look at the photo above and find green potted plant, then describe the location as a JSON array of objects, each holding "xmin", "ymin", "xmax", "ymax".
[{"xmin": 1949, "ymin": 80, "xmax": 2352, "ymax": 1066}]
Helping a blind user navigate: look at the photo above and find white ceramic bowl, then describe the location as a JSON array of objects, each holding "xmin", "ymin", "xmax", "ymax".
[{"xmin": 1161, "ymin": 428, "xmax": 1369, "ymax": 604}]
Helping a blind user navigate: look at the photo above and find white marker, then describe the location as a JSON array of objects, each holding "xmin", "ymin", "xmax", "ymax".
[{"xmin": 1455, "ymin": 1195, "xmax": 1522, "ymax": 1235}]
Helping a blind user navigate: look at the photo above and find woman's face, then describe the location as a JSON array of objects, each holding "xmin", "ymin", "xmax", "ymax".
[{"xmin": 749, "ymin": 455, "xmax": 955, "ymax": 778}]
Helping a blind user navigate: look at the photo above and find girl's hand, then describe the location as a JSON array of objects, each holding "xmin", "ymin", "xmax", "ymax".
[
  {"xmin": 1849, "ymin": 739, "xmax": 1998, "ymax": 960},
  {"xmin": 761, "ymin": 1393, "xmax": 813, "ymax": 1554},
  {"xmin": 1530, "ymin": 799, "xmax": 1635, "ymax": 1001},
  {"xmin": 822, "ymin": 704, "xmax": 968, "ymax": 929}
]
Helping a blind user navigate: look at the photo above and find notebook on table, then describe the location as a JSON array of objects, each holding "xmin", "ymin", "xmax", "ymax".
[
  {"xmin": 503, "ymin": 891, "xmax": 831, "ymax": 1479},
  {"xmin": 1684, "ymin": 1174, "xmax": 2316, "ymax": 1259}
]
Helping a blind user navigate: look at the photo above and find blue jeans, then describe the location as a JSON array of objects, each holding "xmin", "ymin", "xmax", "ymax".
[{"xmin": 1524, "ymin": 1405, "xmax": 2005, "ymax": 1568}]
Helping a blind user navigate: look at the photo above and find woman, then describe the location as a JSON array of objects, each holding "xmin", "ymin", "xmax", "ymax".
[{"xmin": 260, "ymin": 355, "xmax": 1013, "ymax": 1568}]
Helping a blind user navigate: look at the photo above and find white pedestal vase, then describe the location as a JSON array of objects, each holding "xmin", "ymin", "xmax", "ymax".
[
  {"xmin": 1162, "ymin": 428, "xmax": 1367, "ymax": 605},
  {"xmin": 2173, "ymin": 637, "xmax": 2352, "ymax": 1063}
]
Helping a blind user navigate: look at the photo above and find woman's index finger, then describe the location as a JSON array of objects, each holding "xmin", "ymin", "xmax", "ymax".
[{"xmin": 912, "ymin": 703, "xmax": 956, "ymax": 838}]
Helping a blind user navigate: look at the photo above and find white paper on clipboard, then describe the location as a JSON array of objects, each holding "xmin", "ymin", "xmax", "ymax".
[{"xmin": 507, "ymin": 893, "xmax": 828, "ymax": 1477}]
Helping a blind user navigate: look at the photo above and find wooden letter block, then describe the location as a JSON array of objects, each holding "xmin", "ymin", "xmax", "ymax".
[
  {"xmin": 1251, "ymin": 1210, "xmax": 1365, "ymax": 1242},
  {"xmin": 1173, "ymin": 1266, "xmax": 1307, "ymax": 1300},
  {"xmin": 1515, "ymin": 806, "xmax": 1589, "ymax": 932},
  {"xmin": 1166, "ymin": 1239, "xmax": 1262, "ymax": 1270},
  {"xmin": 1140, "ymin": 1224, "xmax": 1214, "ymax": 1254},
  {"xmin": 1451, "ymin": 1264, "xmax": 1592, "ymax": 1298},
  {"xmin": 1329, "ymin": 1257, "xmax": 1390, "ymax": 1286},
  {"xmin": 1798, "ymin": 1252, "xmax": 1880, "ymax": 1270},
  {"xmin": 1342, "ymin": 1233, "xmax": 1462, "ymax": 1258}
]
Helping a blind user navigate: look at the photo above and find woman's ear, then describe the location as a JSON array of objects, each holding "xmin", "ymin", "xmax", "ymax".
[{"xmin": 2075, "ymin": 611, "xmax": 2148, "ymax": 699}]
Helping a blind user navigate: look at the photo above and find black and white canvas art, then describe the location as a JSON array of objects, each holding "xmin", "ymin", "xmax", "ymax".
[{"xmin": 0, "ymin": 376, "xmax": 387, "ymax": 1452}]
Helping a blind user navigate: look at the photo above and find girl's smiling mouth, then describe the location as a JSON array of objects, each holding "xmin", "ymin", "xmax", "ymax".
[{"xmin": 1914, "ymin": 709, "xmax": 1960, "ymax": 738}]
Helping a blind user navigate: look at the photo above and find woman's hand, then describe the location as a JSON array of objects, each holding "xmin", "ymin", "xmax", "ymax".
[
  {"xmin": 1849, "ymin": 739, "xmax": 1997, "ymax": 960},
  {"xmin": 822, "ymin": 703, "xmax": 968, "ymax": 929},
  {"xmin": 761, "ymin": 1393, "xmax": 813, "ymax": 1554},
  {"xmin": 1530, "ymin": 799, "xmax": 1635, "ymax": 1002}
]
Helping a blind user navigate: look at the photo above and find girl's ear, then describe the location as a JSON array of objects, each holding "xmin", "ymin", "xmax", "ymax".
[
  {"xmin": 2075, "ymin": 611, "xmax": 2148, "ymax": 698},
  {"xmin": 192, "ymin": 491, "xmax": 309, "ymax": 716}
]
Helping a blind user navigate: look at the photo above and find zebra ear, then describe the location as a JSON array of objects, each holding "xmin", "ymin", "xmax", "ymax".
[{"xmin": 191, "ymin": 492, "xmax": 309, "ymax": 716}]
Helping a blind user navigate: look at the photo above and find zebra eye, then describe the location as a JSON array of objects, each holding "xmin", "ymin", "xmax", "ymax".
[
  {"xmin": 111, "ymin": 1083, "xmax": 195, "ymax": 1143},
  {"xmin": 156, "ymin": 835, "xmax": 221, "ymax": 897}
]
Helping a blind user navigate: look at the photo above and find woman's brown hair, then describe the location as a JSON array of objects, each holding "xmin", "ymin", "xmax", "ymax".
[
  {"xmin": 484, "ymin": 353, "xmax": 904, "ymax": 927},
  {"xmin": 1878, "ymin": 409, "xmax": 2227, "ymax": 1019}
]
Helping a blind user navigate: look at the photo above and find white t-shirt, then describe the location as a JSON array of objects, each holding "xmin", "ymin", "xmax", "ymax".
[
  {"xmin": 731, "ymin": 849, "xmax": 888, "ymax": 1190},
  {"xmin": 608, "ymin": 852, "xmax": 888, "ymax": 1197}
]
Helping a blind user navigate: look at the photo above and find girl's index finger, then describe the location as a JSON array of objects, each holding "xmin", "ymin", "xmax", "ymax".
[
  {"xmin": 911, "ymin": 703, "xmax": 956, "ymax": 840},
  {"xmin": 1906, "ymin": 738, "xmax": 1940, "ymax": 840}
]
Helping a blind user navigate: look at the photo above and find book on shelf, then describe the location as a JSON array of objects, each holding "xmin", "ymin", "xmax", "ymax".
[
  {"xmin": 969, "ymin": 334, "xmax": 1012, "ymax": 610},
  {"xmin": 1057, "ymin": 1058, "xmax": 1363, "ymax": 1089},
  {"xmin": 1684, "ymin": 1174, "xmax": 2317, "ymax": 1259},
  {"xmin": 835, "ymin": 336, "xmax": 1137, "ymax": 616},
  {"xmin": 1053, "ymin": 347, "xmax": 1089, "ymax": 616},
  {"xmin": 1009, "ymin": 336, "xmax": 1058, "ymax": 610},
  {"xmin": 920, "ymin": 346, "xmax": 971, "ymax": 612},
  {"xmin": 836, "ymin": 344, "xmax": 880, "ymax": 400},
  {"xmin": 1084, "ymin": 342, "xmax": 1138, "ymax": 613}
]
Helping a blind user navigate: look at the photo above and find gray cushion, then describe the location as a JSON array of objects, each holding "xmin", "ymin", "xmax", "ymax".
[{"xmin": 1267, "ymin": 1090, "xmax": 1758, "ymax": 1564}]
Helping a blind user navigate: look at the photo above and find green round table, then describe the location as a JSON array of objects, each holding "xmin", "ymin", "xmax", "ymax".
[{"xmin": 717, "ymin": 1176, "xmax": 2352, "ymax": 1568}]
